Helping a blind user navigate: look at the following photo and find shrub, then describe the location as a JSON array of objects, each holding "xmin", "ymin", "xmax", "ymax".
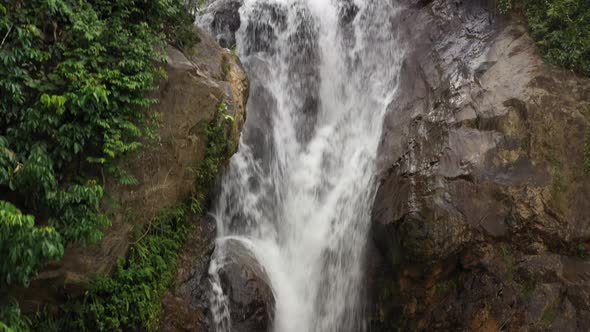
[
  {"xmin": 497, "ymin": 0, "xmax": 513, "ymax": 15},
  {"xmin": 0, "ymin": 201, "xmax": 63, "ymax": 289},
  {"xmin": 0, "ymin": 302, "xmax": 30, "ymax": 332},
  {"xmin": 525, "ymin": 0, "xmax": 590, "ymax": 75},
  {"xmin": 0, "ymin": 0, "xmax": 201, "ymax": 329},
  {"xmin": 53, "ymin": 207, "xmax": 190, "ymax": 332},
  {"xmin": 0, "ymin": 0, "xmax": 195, "ymax": 293},
  {"xmin": 32, "ymin": 104, "xmax": 235, "ymax": 331},
  {"xmin": 497, "ymin": 0, "xmax": 590, "ymax": 75}
]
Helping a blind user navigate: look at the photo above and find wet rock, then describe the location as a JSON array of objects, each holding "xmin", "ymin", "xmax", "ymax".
[
  {"xmin": 160, "ymin": 216, "xmax": 217, "ymax": 332},
  {"xmin": 214, "ymin": 239, "xmax": 275, "ymax": 332},
  {"xmin": 370, "ymin": 0, "xmax": 590, "ymax": 330},
  {"xmin": 198, "ymin": 0, "xmax": 244, "ymax": 48}
]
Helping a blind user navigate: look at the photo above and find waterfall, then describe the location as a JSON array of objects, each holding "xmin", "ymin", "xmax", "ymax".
[{"xmin": 206, "ymin": 0, "xmax": 404, "ymax": 330}]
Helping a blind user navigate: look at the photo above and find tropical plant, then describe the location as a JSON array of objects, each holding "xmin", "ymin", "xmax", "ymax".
[
  {"xmin": 33, "ymin": 106, "xmax": 236, "ymax": 331},
  {"xmin": 0, "ymin": 0, "xmax": 197, "ymax": 329},
  {"xmin": 497, "ymin": 0, "xmax": 590, "ymax": 75}
]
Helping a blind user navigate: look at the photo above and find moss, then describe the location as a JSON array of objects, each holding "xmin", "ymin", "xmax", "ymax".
[
  {"xmin": 370, "ymin": 274, "xmax": 404, "ymax": 332},
  {"xmin": 0, "ymin": 302, "xmax": 30, "ymax": 332},
  {"xmin": 499, "ymin": 244, "xmax": 514, "ymax": 283},
  {"xmin": 435, "ymin": 279, "xmax": 456, "ymax": 297},
  {"xmin": 547, "ymin": 153, "xmax": 569, "ymax": 211},
  {"xmin": 221, "ymin": 54, "xmax": 232, "ymax": 82},
  {"xmin": 519, "ymin": 277, "xmax": 538, "ymax": 299},
  {"xmin": 577, "ymin": 243, "xmax": 589, "ymax": 259},
  {"xmin": 421, "ymin": 206, "xmax": 436, "ymax": 225},
  {"xmin": 539, "ymin": 299, "xmax": 559, "ymax": 327}
]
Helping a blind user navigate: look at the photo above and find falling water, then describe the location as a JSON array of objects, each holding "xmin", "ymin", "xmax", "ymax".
[{"xmin": 206, "ymin": 0, "xmax": 404, "ymax": 330}]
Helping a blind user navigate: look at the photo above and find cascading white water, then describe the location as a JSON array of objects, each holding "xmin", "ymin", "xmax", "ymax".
[{"xmin": 207, "ymin": 0, "xmax": 404, "ymax": 330}]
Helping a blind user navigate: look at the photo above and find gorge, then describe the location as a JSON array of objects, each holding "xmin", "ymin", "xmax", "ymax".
[{"xmin": 2, "ymin": 0, "xmax": 590, "ymax": 331}]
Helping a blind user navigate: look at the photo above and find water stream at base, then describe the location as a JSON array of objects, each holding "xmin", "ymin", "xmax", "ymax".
[{"xmin": 206, "ymin": 0, "xmax": 404, "ymax": 331}]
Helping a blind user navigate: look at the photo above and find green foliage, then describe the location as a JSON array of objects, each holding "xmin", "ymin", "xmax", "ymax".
[
  {"xmin": 0, "ymin": 0, "xmax": 197, "ymax": 281},
  {"xmin": 497, "ymin": 0, "xmax": 513, "ymax": 15},
  {"xmin": 189, "ymin": 102, "xmax": 234, "ymax": 215},
  {"xmin": 193, "ymin": 102, "xmax": 236, "ymax": 192},
  {"xmin": 0, "ymin": 302, "xmax": 30, "ymax": 332},
  {"xmin": 46, "ymin": 184, "xmax": 110, "ymax": 244},
  {"xmin": 0, "ymin": 0, "xmax": 197, "ymax": 300},
  {"xmin": 525, "ymin": 0, "xmax": 590, "ymax": 75},
  {"xmin": 33, "ymin": 112, "xmax": 235, "ymax": 331},
  {"xmin": 499, "ymin": 244, "xmax": 515, "ymax": 283},
  {"xmin": 0, "ymin": 201, "xmax": 63, "ymax": 288},
  {"xmin": 498, "ymin": 0, "xmax": 590, "ymax": 75},
  {"xmin": 39, "ymin": 207, "xmax": 190, "ymax": 332}
]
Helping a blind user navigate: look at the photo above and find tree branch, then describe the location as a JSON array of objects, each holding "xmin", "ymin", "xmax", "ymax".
[{"xmin": 0, "ymin": 24, "xmax": 13, "ymax": 49}]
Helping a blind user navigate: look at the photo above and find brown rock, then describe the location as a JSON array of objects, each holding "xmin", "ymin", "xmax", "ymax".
[{"xmin": 370, "ymin": 0, "xmax": 590, "ymax": 330}]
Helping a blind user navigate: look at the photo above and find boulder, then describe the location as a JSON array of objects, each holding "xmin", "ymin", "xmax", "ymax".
[
  {"xmin": 213, "ymin": 239, "xmax": 275, "ymax": 332},
  {"xmin": 161, "ymin": 235, "xmax": 275, "ymax": 332}
]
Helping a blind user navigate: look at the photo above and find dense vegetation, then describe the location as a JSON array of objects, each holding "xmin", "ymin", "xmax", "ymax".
[
  {"xmin": 499, "ymin": 0, "xmax": 590, "ymax": 75},
  {"xmin": 0, "ymin": 0, "xmax": 203, "ymax": 330},
  {"xmin": 31, "ymin": 104, "xmax": 235, "ymax": 332},
  {"xmin": 37, "ymin": 206, "xmax": 191, "ymax": 331}
]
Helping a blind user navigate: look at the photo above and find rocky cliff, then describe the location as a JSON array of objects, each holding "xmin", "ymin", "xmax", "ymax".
[
  {"xmin": 13, "ymin": 27, "xmax": 249, "ymax": 315},
  {"xmin": 370, "ymin": 0, "xmax": 590, "ymax": 330}
]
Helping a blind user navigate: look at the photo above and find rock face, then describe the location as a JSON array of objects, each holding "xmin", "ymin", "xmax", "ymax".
[
  {"xmin": 13, "ymin": 27, "xmax": 249, "ymax": 314},
  {"xmin": 160, "ymin": 215, "xmax": 217, "ymax": 332},
  {"xmin": 370, "ymin": 0, "xmax": 590, "ymax": 331}
]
